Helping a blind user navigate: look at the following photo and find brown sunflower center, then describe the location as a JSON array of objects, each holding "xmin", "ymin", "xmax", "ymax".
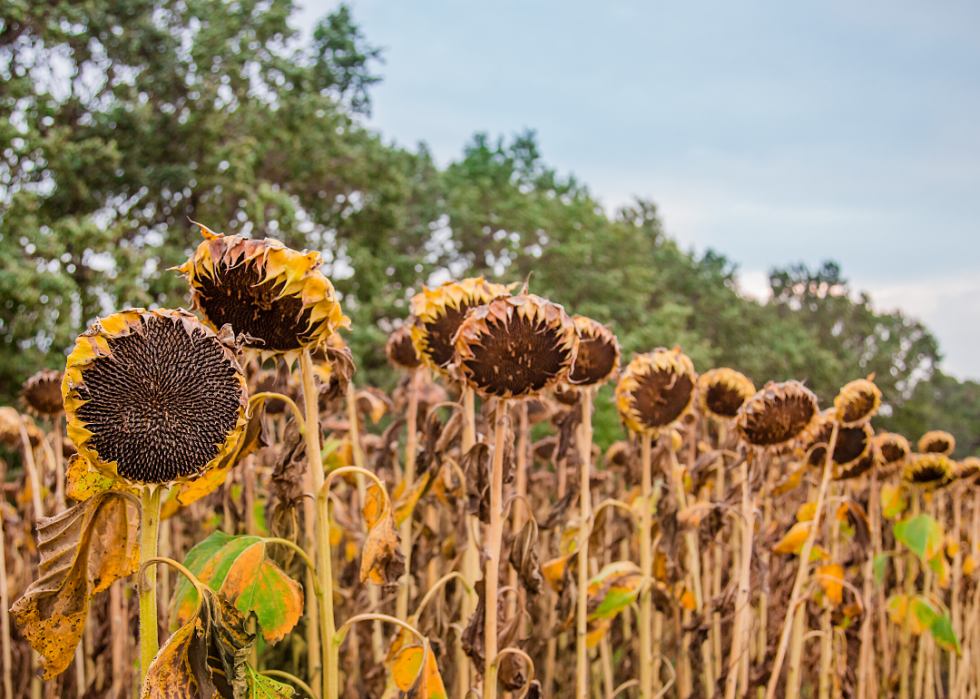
[
  {"xmin": 196, "ymin": 262, "xmax": 313, "ymax": 352},
  {"xmin": 921, "ymin": 437, "xmax": 952, "ymax": 454},
  {"xmin": 24, "ymin": 374, "xmax": 63, "ymax": 415},
  {"xmin": 742, "ymin": 395, "xmax": 815, "ymax": 446},
  {"xmin": 75, "ymin": 317, "xmax": 242, "ymax": 483},
  {"xmin": 880, "ymin": 440, "xmax": 908, "ymax": 464},
  {"xmin": 631, "ymin": 369, "xmax": 695, "ymax": 429},
  {"xmin": 569, "ymin": 335, "xmax": 617, "ymax": 386},
  {"xmin": 388, "ymin": 332, "xmax": 421, "ymax": 370},
  {"xmin": 422, "ymin": 304, "xmax": 470, "ymax": 368},
  {"xmin": 461, "ymin": 313, "xmax": 571, "ymax": 397},
  {"xmin": 837, "ymin": 451, "xmax": 875, "ymax": 480},
  {"xmin": 840, "ymin": 390, "xmax": 876, "ymax": 424},
  {"xmin": 911, "ymin": 463, "xmax": 949, "ymax": 484},
  {"xmin": 705, "ymin": 384, "xmax": 747, "ymax": 418}
]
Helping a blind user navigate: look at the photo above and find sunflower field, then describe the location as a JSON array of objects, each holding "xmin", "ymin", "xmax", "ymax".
[{"xmin": 2, "ymin": 3, "xmax": 980, "ymax": 699}]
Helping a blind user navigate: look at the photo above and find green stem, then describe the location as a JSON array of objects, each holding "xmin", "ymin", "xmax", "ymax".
[
  {"xmin": 262, "ymin": 670, "xmax": 318, "ymax": 699},
  {"xmin": 138, "ymin": 485, "xmax": 163, "ymax": 683},
  {"xmin": 299, "ymin": 350, "xmax": 334, "ymax": 699}
]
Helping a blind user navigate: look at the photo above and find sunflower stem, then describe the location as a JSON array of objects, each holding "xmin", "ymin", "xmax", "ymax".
[
  {"xmin": 458, "ymin": 386, "xmax": 478, "ymax": 697},
  {"xmin": 484, "ymin": 398, "xmax": 508, "ymax": 699},
  {"xmin": 0, "ymin": 462, "xmax": 13, "ymax": 699},
  {"xmin": 396, "ymin": 368, "xmax": 422, "ymax": 622},
  {"xmin": 765, "ymin": 421, "xmax": 839, "ymax": 699},
  {"xmin": 299, "ymin": 350, "xmax": 334, "ymax": 699},
  {"xmin": 576, "ymin": 390, "xmax": 593, "ymax": 699},
  {"xmin": 138, "ymin": 485, "xmax": 163, "ymax": 683},
  {"xmin": 639, "ymin": 432, "xmax": 654, "ymax": 699}
]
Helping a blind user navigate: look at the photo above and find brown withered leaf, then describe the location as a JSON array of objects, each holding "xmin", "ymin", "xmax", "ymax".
[
  {"xmin": 317, "ymin": 344, "xmax": 356, "ymax": 404},
  {"xmin": 434, "ymin": 409, "xmax": 463, "ymax": 454},
  {"xmin": 461, "ymin": 579, "xmax": 487, "ymax": 670},
  {"xmin": 13, "ymin": 490, "xmax": 140, "ymax": 678},
  {"xmin": 497, "ymin": 611, "xmax": 527, "ymax": 691},
  {"xmin": 418, "ymin": 411, "xmax": 444, "ymax": 477},
  {"xmin": 394, "ymin": 471, "xmax": 433, "ymax": 528},
  {"xmin": 543, "ymin": 487, "xmax": 577, "ymax": 530},
  {"xmin": 525, "ymin": 680, "xmax": 544, "ymax": 699},
  {"xmin": 142, "ymin": 586, "xmax": 264, "ymax": 699},
  {"xmin": 361, "ymin": 482, "xmax": 405, "ymax": 586},
  {"xmin": 676, "ymin": 501, "xmax": 714, "ymax": 531},
  {"xmin": 463, "ymin": 443, "xmax": 492, "ymax": 524},
  {"xmin": 554, "ymin": 407, "xmax": 583, "ymax": 465},
  {"xmin": 843, "ymin": 500, "xmax": 872, "ymax": 551},
  {"xmin": 356, "ymin": 387, "xmax": 393, "ymax": 424},
  {"xmin": 375, "ymin": 416, "xmax": 406, "ymax": 474},
  {"xmin": 509, "ymin": 517, "xmax": 544, "ymax": 596}
]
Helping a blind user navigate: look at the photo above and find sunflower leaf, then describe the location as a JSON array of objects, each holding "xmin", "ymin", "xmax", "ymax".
[
  {"xmin": 362, "ymin": 482, "xmax": 405, "ymax": 586},
  {"xmin": 12, "ymin": 491, "xmax": 140, "ymax": 679}
]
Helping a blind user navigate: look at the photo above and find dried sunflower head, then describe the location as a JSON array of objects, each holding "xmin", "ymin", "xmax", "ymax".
[
  {"xmin": 386, "ymin": 322, "xmax": 422, "ymax": 371},
  {"xmin": 918, "ymin": 430, "xmax": 955, "ymax": 456},
  {"xmin": 873, "ymin": 432, "xmax": 911, "ymax": 466},
  {"xmin": 63, "ymin": 309, "xmax": 249, "ymax": 485},
  {"xmin": 902, "ymin": 453, "xmax": 956, "ymax": 490},
  {"xmin": 615, "ymin": 347, "xmax": 698, "ymax": 435},
  {"xmin": 174, "ymin": 224, "xmax": 350, "ymax": 363},
  {"xmin": 21, "ymin": 369, "xmax": 64, "ymax": 417},
  {"xmin": 0, "ymin": 406, "xmax": 23, "ymax": 447},
  {"xmin": 567, "ymin": 315, "xmax": 620, "ymax": 387},
  {"xmin": 956, "ymin": 456, "xmax": 980, "ymax": 482},
  {"xmin": 736, "ymin": 380, "xmax": 819, "ymax": 452},
  {"xmin": 696, "ymin": 368, "xmax": 755, "ymax": 421},
  {"xmin": 833, "ymin": 377, "xmax": 882, "ymax": 427},
  {"xmin": 804, "ymin": 411, "xmax": 873, "ymax": 469},
  {"xmin": 410, "ymin": 277, "xmax": 512, "ymax": 374},
  {"xmin": 454, "ymin": 294, "xmax": 578, "ymax": 398},
  {"xmin": 835, "ymin": 442, "xmax": 879, "ymax": 480}
]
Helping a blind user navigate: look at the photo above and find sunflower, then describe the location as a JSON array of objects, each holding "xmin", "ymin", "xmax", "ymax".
[
  {"xmin": 567, "ymin": 315, "xmax": 620, "ymax": 387},
  {"xmin": 835, "ymin": 444, "xmax": 878, "ymax": 480},
  {"xmin": 873, "ymin": 432, "xmax": 911, "ymax": 466},
  {"xmin": 918, "ymin": 430, "xmax": 955, "ymax": 456},
  {"xmin": 615, "ymin": 347, "xmax": 698, "ymax": 435},
  {"xmin": 956, "ymin": 456, "xmax": 980, "ymax": 482},
  {"xmin": 174, "ymin": 223, "xmax": 349, "ymax": 363},
  {"xmin": 696, "ymin": 368, "xmax": 755, "ymax": 421},
  {"xmin": 454, "ymin": 294, "xmax": 578, "ymax": 398},
  {"xmin": 833, "ymin": 377, "xmax": 881, "ymax": 427},
  {"xmin": 63, "ymin": 309, "xmax": 249, "ymax": 485},
  {"xmin": 902, "ymin": 453, "xmax": 956, "ymax": 490},
  {"xmin": 21, "ymin": 369, "xmax": 64, "ymax": 417},
  {"xmin": 736, "ymin": 381, "xmax": 819, "ymax": 452},
  {"xmin": 386, "ymin": 322, "xmax": 422, "ymax": 371},
  {"xmin": 410, "ymin": 277, "xmax": 511, "ymax": 374},
  {"xmin": 804, "ymin": 411, "xmax": 873, "ymax": 469}
]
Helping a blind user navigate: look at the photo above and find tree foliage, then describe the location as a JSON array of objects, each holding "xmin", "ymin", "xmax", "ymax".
[{"xmin": 1, "ymin": 0, "xmax": 976, "ymax": 456}]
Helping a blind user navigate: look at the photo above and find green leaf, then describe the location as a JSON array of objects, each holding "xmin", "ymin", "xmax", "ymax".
[
  {"xmin": 930, "ymin": 612, "xmax": 961, "ymax": 656},
  {"xmin": 171, "ymin": 532, "xmax": 304, "ymax": 644},
  {"xmin": 894, "ymin": 515, "xmax": 944, "ymax": 565},
  {"xmin": 873, "ymin": 553, "xmax": 889, "ymax": 586},
  {"xmin": 244, "ymin": 664, "xmax": 295, "ymax": 698},
  {"xmin": 587, "ymin": 561, "xmax": 643, "ymax": 621},
  {"xmin": 911, "ymin": 596, "xmax": 939, "ymax": 630}
]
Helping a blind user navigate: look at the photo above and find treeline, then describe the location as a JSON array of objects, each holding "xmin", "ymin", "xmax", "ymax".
[{"xmin": 1, "ymin": 0, "xmax": 976, "ymax": 454}]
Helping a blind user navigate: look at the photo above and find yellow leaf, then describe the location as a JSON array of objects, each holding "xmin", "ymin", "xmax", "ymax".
[
  {"xmin": 964, "ymin": 555, "xmax": 976, "ymax": 577},
  {"xmin": 680, "ymin": 589, "xmax": 697, "ymax": 611},
  {"xmin": 796, "ymin": 502, "xmax": 817, "ymax": 522},
  {"xmin": 835, "ymin": 504, "xmax": 849, "ymax": 522},
  {"xmin": 810, "ymin": 546, "xmax": 830, "ymax": 561},
  {"xmin": 817, "ymin": 564, "xmax": 844, "ymax": 606},
  {"xmin": 361, "ymin": 483, "xmax": 405, "ymax": 585},
  {"xmin": 946, "ymin": 536, "xmax": 960, "ymax": 557},
  {"xmin": 774, "ymin": 522, "xmax": 812, "ymax": 554}
]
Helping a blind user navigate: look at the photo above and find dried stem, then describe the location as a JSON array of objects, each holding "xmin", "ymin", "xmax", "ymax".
[
  {"xmin": 640, "ymin": 432, "xmax": 654, "ymax": 699},
  {"xmin": 396, "ymin": 368, "xmax": 423, "ymax": 621},
  {"xmin": 484, "ymin": 398, "xmax": 508, "ymax": 699},
  {"xmin": 576, "ymin": 389, "xmax": 593, "ymax": 699}
]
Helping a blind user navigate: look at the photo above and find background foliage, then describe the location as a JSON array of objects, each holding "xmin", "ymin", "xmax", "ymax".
[{"xmin": 2, "ymin": 0, "xmax": 976, "ymax": 455}]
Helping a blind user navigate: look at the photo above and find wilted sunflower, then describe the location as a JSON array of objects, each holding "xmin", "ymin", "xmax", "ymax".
[
  {"xmin": 833, "ymin": 377, "xmax": 881, "ymax": 427},
  {"xmin": 410, "ymin": 277, "xmax": 511, "ymax": 374},
  {"xmin": 21, "ymin": 369, "xmax": 64, "ymax": 417},
  {"xmin": 956, "ymin": 456, "xmax": 980, "ymax": 482},
  {"xmin": 805, "ymin": 411, "xmax": 873, "ymax": 469},
  {"xmin": 902, "ymin": 453, "xmax": 956, "ymax": 490},
  {"xmin": 736, "ymin": 380, "xmax": 819, "ymax": 451},
  {"xmin": 454, "ymin": 294, "xmax": 578, "ymax": 398},
  {"xmin": 174, "ymin": 224, "xmax": 349, "ymax": 363},
  {"xmin": 835, "ymin": 444, "xmax": 879, "ymax": 480},
  {"xmin": 615, "ymin": 347, "xmax": 698, "ymax": 435},
  {"xmin": 386, "ymin": 322, "xmax": 422, "ymax": 371},
  {"xmin": 567, "ymin": 315, "xmax": 620, "ymax": 387},
  {"xmin": 696, "ymin": 368, "xmax": 755, "ymax": 421},
  {"xmin": 63, "ymin": 309, "xmax": 249, "ymax": 485},
  {"xmin": 918, "ymin": 430, "xmax": 955, "ymax": 456}
]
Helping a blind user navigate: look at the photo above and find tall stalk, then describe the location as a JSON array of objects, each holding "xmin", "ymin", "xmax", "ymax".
[
  {"xmin": 765, "ymin": 422, "xmax": 839, "ymax": 699},
  {"xmin": 857, "ymin": 469, "xmax": 879, "ymax": 699},
  {"xmin": 576, "ymin": 389, "xmax": 593, "ymax": 699},
  {"xmin": 0, "ymin": 464, "xmax": 13, "ymax": 699},
  {"xmin": 726, "ymin": 455, "xmax": 754, "ymax": 699},
  {"xmin": 484, "ymin": 399, "xmax": 508, "ymax": 699},
  {"xmin": 396, "ymin": 368, "xmax": 422, "ymax": 622},
  {"xmin": 639, "ymin": 433, "xmax": 654, "ymax": 699},
  {"xmin": 138, "ymin": 485, "xmax": 162, "ymax": 682},
  {"xmin": 457, "ymin": 386, "xmax": 477, "ymax": 698},
  {"xmin": 298, "ymin": 350, "xmax": 335, "ymax": 699}
]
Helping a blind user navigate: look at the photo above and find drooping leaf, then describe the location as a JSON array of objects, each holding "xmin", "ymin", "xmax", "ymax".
[
  {"xmin": 894, "ymin": 514, "xmax": 944, "ymax": 565},
  {"xmin": 12, "ymin": 490, "xmax": 140, "ymax": 678},
  {"xmin": 394, "ymin": 471, "xmax": 433, "ymax": 528},
  {"xmin": 65, "ymin": 454, "xmax": 136, "ymax": 502},
  {"xmin": 796, "ymin": 502, "xmax": 817, "ymax": 522},
  {"xmin": 171, "ymin": 532, "xmax": 303, "ymax": 644},
  {"xmin": 930, "ymin": 612, "xmax": 961, "ymax": 655},
  {"xmin": 586, "ymin": 561, "xmax": 643, "ymax": 621},
  {"xmin": 541, "ymin": 552, "xmax": 576, "ymax": 593},
  {"xmin": 362, "ymin": 482, "xmax": 405, "ymax": 585},
  {"xmin": 142, "ymin": 586, "xmax": 254, "ymax": 699},
  {"xmin": 463, "ymin": 442, "xmax": 492, "ymax": 524},
  {"xmin": 676, "ymin": 501, "xmax": 713, "ymax": 530},
  {"xmin": 773, "ymin": 521, "xmax": 812, "ymax": 554},
  {"xmin": 880, "ymin": 483, "xmax": 908, "ymax": 520},
  {"xmin": 509, "ymin": 516, "xmax": 544, "ymax": 596},
  {"xmin": 243, "ymin": 665, "xmax": 295, "ymax": 698},
  {"xmin": 816, "ymin": 564, "xmax": 844, "ymax": 606},
  {"xmin": 385, "ymin": 641, "xmax": 448, "ymax": 699}
]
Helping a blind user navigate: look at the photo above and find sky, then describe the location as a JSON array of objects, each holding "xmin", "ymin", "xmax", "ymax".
[{"xmin": 295, "ymin": 0, "xmax": 980, "ymax": 380}]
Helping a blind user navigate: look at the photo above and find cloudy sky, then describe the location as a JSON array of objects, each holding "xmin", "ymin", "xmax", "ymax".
[{"xmin": 296, "ymin": 0, "xmax": 980, "ymax": 380}]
